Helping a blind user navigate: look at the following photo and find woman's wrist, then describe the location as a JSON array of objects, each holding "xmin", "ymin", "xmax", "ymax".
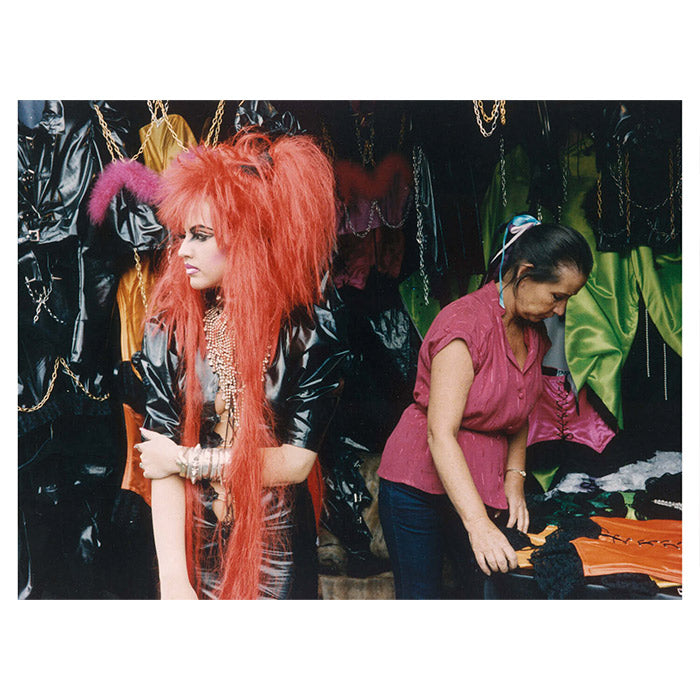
[
  {"xmin": 462, "ymin": 511, "xmax": 492, "ymax": 534},
  {"xmin": 176, "ymin": 445, "xmax": 231, "ymax": 483},
  {"xmin": 505, "ymin": 468, "xmax": 526, "ymax": 478}
]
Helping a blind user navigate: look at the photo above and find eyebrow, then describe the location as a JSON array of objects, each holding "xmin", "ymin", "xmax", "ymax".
[{"xmin": 188, "ymin": 225, "xmax": 215, "ymax": 235}]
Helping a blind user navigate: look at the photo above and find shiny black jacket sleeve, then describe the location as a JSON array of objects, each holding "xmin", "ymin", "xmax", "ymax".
[
  {"xmin": 133, "ymin": 319, "xmax": 183, "ymax": 442},
  {"xmin": 268, "ymin": 284, "xmax": 349, "ymax": 452},
  {"xmin": 133, "ymin": 284, "xmax": 349, "ymax": 452}
]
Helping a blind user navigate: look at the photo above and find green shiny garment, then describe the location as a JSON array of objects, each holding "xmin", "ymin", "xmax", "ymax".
[
  {"xmin": 398, "ymin": 271, "xmax": 442, "ymax": 338},
  {"xmin": 476, "ymin": 139, "xmax": 681, "ymax": 429}
]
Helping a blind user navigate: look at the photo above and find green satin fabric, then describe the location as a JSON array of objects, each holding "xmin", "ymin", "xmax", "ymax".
[
  {"xmin": 398, "ymin": 270, "xmax": 442, "ymax": 338},
  {"xmin": 475, "ymin": 138, "xmax": 681, "ymax": 429}
]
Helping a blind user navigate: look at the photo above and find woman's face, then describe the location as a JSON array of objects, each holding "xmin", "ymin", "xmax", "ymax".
[
  {"xmin": 513, "ymin": 264, "xmax": 587, "ymax": 323},
  {"xmin": 177, "ymin": 201, "xmax": 227, "ymax": 291}
]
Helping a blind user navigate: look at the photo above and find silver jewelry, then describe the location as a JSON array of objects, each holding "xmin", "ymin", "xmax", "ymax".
[
  {"xmin": 412, "ymin": 145, "xmax": 430, "ymax": 306},
  {"xmin": 500, "ymin": 135, "xmax": 507, "ymax": 207}
]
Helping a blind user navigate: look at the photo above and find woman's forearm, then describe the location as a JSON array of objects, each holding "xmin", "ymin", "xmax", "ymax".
[
  {"xmin": 151, "ymin": 474, "xmax": 190, "ymax": 586},
  {"xmin": 427, "ymin": 432, "xmax": 489, "ymax": 529},
  {"xmin": 505, "ymin": 421, "xmax": 528, "ymax": 472}
]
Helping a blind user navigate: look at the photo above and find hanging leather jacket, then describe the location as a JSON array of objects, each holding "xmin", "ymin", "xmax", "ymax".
[{"xmin": 18, "ymin": 100, "xmax": 166, "ymax": 437}]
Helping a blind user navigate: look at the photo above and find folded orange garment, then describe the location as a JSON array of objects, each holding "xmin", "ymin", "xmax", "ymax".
[{"xmin": 572, "ymin": 517, "xmax": 681, "ymax": 584}]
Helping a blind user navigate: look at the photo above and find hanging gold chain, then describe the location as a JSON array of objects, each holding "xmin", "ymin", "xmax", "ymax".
[
  {"xmin": 93, "ymin": 103, "xmax": 123, "ymax": 162},
  {"xmin": 18, "ymin": 357, "xmax": 110, "ymax": 412},
  {"xmin": 596, "ymin": 174, "xmax": 603, "ymax": 221},
  {"xmin": 18, "ymin": 357, "xmax": 61, "ymax": 412},
  {"xmin": 476, "ymin": 100, "xmax": 500, "ymax": 123},
  {"xmin": 472, "ymin": 100, "xmax": 505, "ymax": 138},
  {"xmin": 133, "ymin": 249, "xmax": 148, "ymax": 310},
  {"xmin": 205, "ymin": 100, "xmax": 226, "ymax": 147}
]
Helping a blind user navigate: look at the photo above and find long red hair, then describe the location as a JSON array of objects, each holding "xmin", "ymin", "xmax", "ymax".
[{"xmin": 149, "ymin": 129, "xmax": 337, "ymax": 598}]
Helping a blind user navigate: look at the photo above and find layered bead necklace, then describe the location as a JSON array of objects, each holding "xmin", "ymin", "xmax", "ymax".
[{"xmin": 203, "ymin": 304, "xmax": 273, "ymax": 436}]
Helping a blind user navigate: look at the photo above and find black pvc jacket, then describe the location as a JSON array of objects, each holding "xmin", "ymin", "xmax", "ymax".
[
  {"xmin": 133, "ymin": 286, "xmax": 350, "ymax": 452},
  {"xmin": 18, "ymin": 100, "xmax": 165, "ymax": 436}
]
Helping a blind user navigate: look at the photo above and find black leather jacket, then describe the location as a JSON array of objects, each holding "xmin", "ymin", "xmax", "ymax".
[
  {"xmin": 18, "ymin": 100, "xmax": 166, "ymax": 436},
  {"xmin": 133, "ymin": 286, "xmax": 349, "ymax": 452}
]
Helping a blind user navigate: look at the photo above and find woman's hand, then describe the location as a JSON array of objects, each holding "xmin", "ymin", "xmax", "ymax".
[
  {"xmin": 504, "ymin": 471, "xmax": 529, "ymax": 534},
  {"xmin": 466, "ymin": 517, "xmax": 518, "ymax": 576},
  {"xmin": 135, "ymin": 428, "xmax": 180, "ymax": 480}
]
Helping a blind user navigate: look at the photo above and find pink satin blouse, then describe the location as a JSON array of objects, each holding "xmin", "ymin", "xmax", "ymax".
[{"xmin": 378, "ymin": 282, "xmax": 550, "ymax": 509}]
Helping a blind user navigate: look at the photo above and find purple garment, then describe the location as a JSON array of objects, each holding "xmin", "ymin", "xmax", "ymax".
[{"xmin": 378, "ymin": 282, "xmax": 550, "ymax": 509}]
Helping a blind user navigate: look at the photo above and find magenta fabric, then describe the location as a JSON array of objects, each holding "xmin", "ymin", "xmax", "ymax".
[
  {"xmin": 527, "ymin": 376, "xmax": 615, "ymax": 453},
  {"xmin": 378, "ymin": 282, "xmax": 550, "ymax": 509}
]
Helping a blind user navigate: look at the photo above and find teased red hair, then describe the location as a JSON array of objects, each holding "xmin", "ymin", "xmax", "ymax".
[{"xmin": 149, "ymin": 129, "xmax": 337, "ymax": 599}]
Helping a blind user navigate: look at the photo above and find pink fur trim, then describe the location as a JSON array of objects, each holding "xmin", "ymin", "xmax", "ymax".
[{"xmin": 88, "ymin": 159, "xmax": 161, "ymax": 225}]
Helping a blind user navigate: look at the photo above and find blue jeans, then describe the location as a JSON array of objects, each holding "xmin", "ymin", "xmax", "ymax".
[{"xmin": 378, "ymin": 478, "xmax": 493, "ymax": 599}]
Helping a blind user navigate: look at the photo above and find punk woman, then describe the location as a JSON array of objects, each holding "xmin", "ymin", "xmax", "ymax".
[{"xmin": 133, "ymin": 129, "xmax": 347, "ymax": 599}]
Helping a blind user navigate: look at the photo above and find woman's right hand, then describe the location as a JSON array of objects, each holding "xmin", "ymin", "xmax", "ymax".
[{"xmin": 466, "ymin": 517, "xmax": 518, "ymax": 576}]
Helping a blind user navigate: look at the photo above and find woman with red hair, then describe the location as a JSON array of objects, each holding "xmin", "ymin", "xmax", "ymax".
[{"xmin": 133, "ymin": 129, "xmax": 346, "ymax": 599}]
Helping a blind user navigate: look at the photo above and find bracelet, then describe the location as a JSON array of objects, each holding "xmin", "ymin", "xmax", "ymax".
[
  {"xmin": 175, "ymin": 446, "xmax": 188, "ymax": 478},
  {"xmin": 176, "ymin": 445, "xmax": 232, "ymax": 483},
  {"xmin": 506, "ymin": 468, "xmax": 526, "ymax": 478}
]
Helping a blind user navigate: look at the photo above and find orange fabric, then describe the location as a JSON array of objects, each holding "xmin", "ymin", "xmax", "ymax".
[
  {"xmin": 515, "ymin": 525, "xmax": 558, "ymax": 568},
  {"xmin": 116, "ymin": 259, "xmax": 155, "ymax": 362},
  {"xmin": 120, "ymin": 403, "xmax": 151, "ymax": 505},
  {"xmin": 572, "ymin": 517, "xmax": 681, "ymax": 584}
]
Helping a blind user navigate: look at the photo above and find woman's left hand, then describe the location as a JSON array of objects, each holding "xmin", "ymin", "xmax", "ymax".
[
  {"xmin": 504, "ymin": 472, "xmax": 529, "ymax": 533},
  {"xmin": 135, "ymin": 428, "xmax": 180, "ymax": 480}
]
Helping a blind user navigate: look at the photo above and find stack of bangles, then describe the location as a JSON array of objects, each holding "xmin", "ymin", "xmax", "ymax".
[{"xmin": 175, "ymin": 444, "xmax": 232, "ymax": 484}]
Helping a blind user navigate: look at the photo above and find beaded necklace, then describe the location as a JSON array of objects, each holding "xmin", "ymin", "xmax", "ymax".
[{"xmin": 203, "ymin": 304, "xmax": 272, "ymax": 435}]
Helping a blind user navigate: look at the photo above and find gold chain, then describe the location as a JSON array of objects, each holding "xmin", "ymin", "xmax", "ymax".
[
  {"xmin": 476, "ymin": 100, "xmax": 500, "ymax": 123},
  {"xmin": 133, "ymin": 248, "xmax": 148, "ymax": 310},
  {"xmin": 596, "ymin": 174, "xmax": 603, "ymax": 221},
  {"xmin": 18, "ymin": 357, "xmax": 110, "ymax": 412},
  {"xmin": 93, "ymin": 103, "xmax": 123, "ymax": 162},
  {"xmin": 472, "ymin": 100, "xmax": 506, "ymax": 138},
  {"xmin": 205, "ymin": 100, "xmax": 226, "ymax": 147}
]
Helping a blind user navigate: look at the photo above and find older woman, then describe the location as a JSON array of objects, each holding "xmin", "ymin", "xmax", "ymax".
[
  {"xmin": 133, "ymin": 130, "xmax": 346, "ymax": 599},
  {"xmin": 378, "ymin": 215, "xmax": 593, "ymax": 599}
]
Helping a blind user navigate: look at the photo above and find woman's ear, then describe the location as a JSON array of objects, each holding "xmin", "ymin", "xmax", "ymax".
[{"xmin": 515, "ymin": 262, "xmax": 534, "ymax": 279}]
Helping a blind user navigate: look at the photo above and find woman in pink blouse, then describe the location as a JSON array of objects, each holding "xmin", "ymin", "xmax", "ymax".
[{"xmin": 378, "ymin": 215, "xmax": 592, "ymax": 598}]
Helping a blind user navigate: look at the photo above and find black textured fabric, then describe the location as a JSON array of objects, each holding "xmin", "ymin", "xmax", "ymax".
[{"xmin": 529, "ymin": 517, "xmax": 601, "ymax": 599}]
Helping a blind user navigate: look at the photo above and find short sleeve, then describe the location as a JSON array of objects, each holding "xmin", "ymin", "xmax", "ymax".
[
  {"xmin": 132, "ymin": 319, "xmax": 183, "ymax": 441},
  {"xmin": 422, "ymin": 299, "xmax": 488, "ymax": 373},
  {"xmin": 274, "ymin": 284, "xmax": 350, "ymax": 452}
]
